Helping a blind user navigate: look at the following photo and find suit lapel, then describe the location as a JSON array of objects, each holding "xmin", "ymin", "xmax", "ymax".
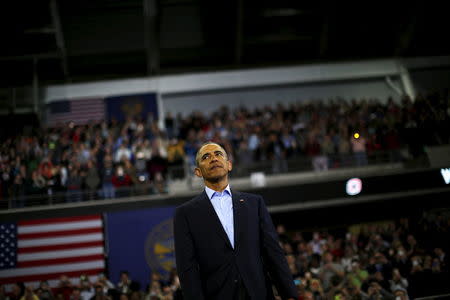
[
  {"xmin": 196, "ymin": 191, "xmax": 233, "ymax": 249},
  {"xmin": 232, "ymin": 191, "xmax": 244, "ymax": 251}
]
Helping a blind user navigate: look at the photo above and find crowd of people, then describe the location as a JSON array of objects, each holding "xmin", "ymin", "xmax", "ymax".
[
  {"xmin": 1, "ymin": 271, "xmax": 182, "ymax": 300},
  {"xmin": 1, "ymin": 210, "xmax": 448, "ymax": 300},
  {"xmin": 0, "ymin": 90, "xmax": 449, "ymax": 207},
  {"xmin": 276, "ymin": 209, "xmax": 449, "ymax": 299}
]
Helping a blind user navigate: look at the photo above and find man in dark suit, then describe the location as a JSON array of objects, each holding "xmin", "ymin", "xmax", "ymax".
[{"xmin": 174, "ymin": 142, "xmax": 297, "ymax": 300}]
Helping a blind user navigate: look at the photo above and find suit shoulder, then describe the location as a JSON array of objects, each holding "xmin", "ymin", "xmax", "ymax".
[
  {"xmin": 176, "ymin": 192, "xmax": 204, "ymax": 212},
  {"xmin": 235, "ymin": 191, "xmax": 263, "ymax": 201}
]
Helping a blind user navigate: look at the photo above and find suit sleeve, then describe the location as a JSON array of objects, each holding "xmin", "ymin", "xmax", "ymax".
[
  {"xmin": 258, "ymin": 196, "xmax": 298, "ymax": 299},
  {"xmin": 173, "ymin": 206, "xmax": 205, "ymax": 300}
]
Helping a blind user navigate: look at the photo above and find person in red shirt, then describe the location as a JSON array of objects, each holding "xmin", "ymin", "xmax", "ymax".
[{"xmin": 112, "ymin": 166, "xmax": 132, "ymax": 198}]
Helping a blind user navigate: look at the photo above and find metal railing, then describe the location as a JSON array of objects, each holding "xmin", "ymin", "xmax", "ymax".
[
  {"xmin": 230, "ymin": 149, "xmax": 403, "ymax": 177},
  {"xmin": 415, "ymin": 293, "xmax": 450, "ymax": 300},
  {"xmin": 0, "ymin": 149, "xmax": 415, "ymax": 210}
]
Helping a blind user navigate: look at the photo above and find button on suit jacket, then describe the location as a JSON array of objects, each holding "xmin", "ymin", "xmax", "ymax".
[{"xmin": 174, "ymin": 190, "xmax": 297, "ymax": 300}]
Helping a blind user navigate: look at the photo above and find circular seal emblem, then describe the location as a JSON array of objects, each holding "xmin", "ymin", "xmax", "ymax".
[{"xmin": 144, "ymin": 218, "xmax": 175, "ymax": 278}]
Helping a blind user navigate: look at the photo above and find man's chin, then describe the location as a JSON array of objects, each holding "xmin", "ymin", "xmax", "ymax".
[{"xmin": 205, "ymin": 173, "xmax": 227, "ymax": 183}]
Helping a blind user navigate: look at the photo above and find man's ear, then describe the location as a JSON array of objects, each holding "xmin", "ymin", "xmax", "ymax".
[
  {"xmin": 194, "ymin": 167, "xmax": 202, "ymax": 178},
  {"xmin": 227, "ymin": 160, "xmax": 232, "ymax": 172}
]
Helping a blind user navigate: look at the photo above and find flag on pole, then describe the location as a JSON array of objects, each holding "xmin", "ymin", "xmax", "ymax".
[{"xmin": 0, "ymin": 215, "xmax": 105, "ymax": 288}]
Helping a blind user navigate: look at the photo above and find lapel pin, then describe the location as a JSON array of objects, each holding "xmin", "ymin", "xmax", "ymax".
[{"xmin": 240, "ymin": 199, "xmax": 244, "ymax": 203}]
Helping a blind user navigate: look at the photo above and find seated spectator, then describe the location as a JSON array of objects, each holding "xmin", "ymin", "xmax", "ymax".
[
  {"xmin": 305, "ymin": 134, "xmax": 327, "ymax": 171},
  {"xmin": 166, "ymin": 138, "xmax": 185, "ymax": 180},
  {"xmin": 145, "ymin": 281, "xmax": 162, "ymax": 300},
  {"xmin": 393, "ymin": 287, "xmax": 408, "ymax": 300},
  {"xmin": 338, "ymin": 131, "xmax": 351, "ymax": 167},
  {"xmin": 114, "ymin": 143, "xmax": 132, "ymax": 163},
  {"xmin": 309, "ymin": 279, "xmax": 325, "ymax": 299},
  {"xmin": 387, "ymin": 269, "xmax": 407, "ymax": 297},
  {"xmin": 84, "ymin": 160, "xmax": 100, "ymax": 200},
  {"xmin": 321, "ymin": 134, "xmax": 335, "ymax": 169},
  {"xmin": 69, "ymin": 288, "xmax": 82, "ymax": 300},
  {"xmin": 319, "ymin": 252, "xmax": 344, "ymax": 291},
  {"xmin": 147, "ymin": 149, "xmax": 168, "ymax": 191},
  {"xmin": 347, "ymin": 259, "xmax": 369, "ymax": 290},
  {"xmin": 79, "ymin": 276, "xmax": 94, "ymax": 300},
  {"xmin": 28, "ymin": 170, "xmax": 46, "ymax": 196},
  {"xmin": 366, "ymin": 281, "xmax": 393, "ymax": 300},
  {"xmin": 66, "ymin": 168, "xmax": 82, "ymax": 202},
  {"xmin": 112, "ymin": 166, "xmax": 132, "ymax": 198},
  {"xmin": 96, "ymin": 273, "xmax": 115, "ymax": 293},
  {"xmin": 117, "ymin": 271, "xmax": 132, "ymax": 295},
  {"xmin": 101, "ymin": 154, "xmax": 115, "ymax": 199},
  {"xmin": 366, "ymin": 252, "xmax": 392, "ymax": 282},
  {"xmin": 9, "ymin": 283, "xmax": 25, "ymax": 300},
  {"xmin": 20, "ymin": 287, "xmax": 38, "ymax": 300},
  {"xmin": 11, "ymin": 173, "xmax": 25, "ymax": 208},
  {"xmin": 89, "ymin": 283, "xmax": 110, "ymax": 300},
  {"xmin": 55, "ymin": 275, "xmax": 73, "ymax": 300},
  {"xmin": 38, "ymin": 281, "xmax": 54, "ymax": 300},
  {"xmin": 134, "ymin": 150, "xmax": 149, "ymax": 181}
]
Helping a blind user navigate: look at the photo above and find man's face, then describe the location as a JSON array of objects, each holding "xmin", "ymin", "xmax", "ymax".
[{"xmin": 195, "ymin": 144, "xmax": 232, "ymax": 182}]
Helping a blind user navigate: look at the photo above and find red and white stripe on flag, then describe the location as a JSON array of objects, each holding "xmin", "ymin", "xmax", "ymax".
[
  {"xmin": 47, "ymin": 98, "xmax": 105, "ymax": 127},
  {"xmin": 0, "ymin": 215, "xmax": 105, "ymax": 287}
]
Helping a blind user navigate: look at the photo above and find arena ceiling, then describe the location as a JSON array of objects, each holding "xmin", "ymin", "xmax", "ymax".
[{"xmin": 0, "ymin": 1, "xmax": 449, "ymax": 89}]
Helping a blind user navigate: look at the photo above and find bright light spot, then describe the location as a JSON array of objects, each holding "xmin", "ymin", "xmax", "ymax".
[
  {"xmin": 346, "ymin": 178, "xmax": 362, "ymax": 196},
  {"xmin": 353, "ymin": 133, "xmax": 360, "ymax": 139},
  {"xmin": 441, "ymin": 168, "xmax": 450, "ymax": 184}
]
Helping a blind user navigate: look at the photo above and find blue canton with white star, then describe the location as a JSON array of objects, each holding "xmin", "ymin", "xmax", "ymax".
[{"xmin": 0, "ymin": 223, "xmax": 18, "ymax": 269}]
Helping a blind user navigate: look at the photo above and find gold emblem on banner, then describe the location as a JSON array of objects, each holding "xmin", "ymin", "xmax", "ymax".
[
  {"xmin": 144, "ymin": 218, "xmax": 175, "ymax": 277},
  {"xmin": 121, "ymin": 99, "xmax": 144, "ymax": 118}
]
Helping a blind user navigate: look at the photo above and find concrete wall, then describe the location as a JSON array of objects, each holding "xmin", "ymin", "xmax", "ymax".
[
  {"xmin": 42, "ymin": 56, "xmax": 450, "ymax": 119},
  {"xmin": 163, "ymin": 78, "xmax": 401, "ymax": 117},
  {"xmin": 43, "ymin": 58, "xmax": 402, "ymax": 102},
  {"xmin": 410, "ymin": 68, "xmax": 450, "ymax": 95}
]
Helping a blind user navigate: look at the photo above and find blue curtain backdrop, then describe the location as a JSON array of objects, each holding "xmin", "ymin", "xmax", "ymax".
[
  {"xmin": 105, "ymin": 206, "xmax": 175, "ymax": 289},
  {"xmin": 105, "ymin": 92, "xmax": 158, "ymax": 122}
]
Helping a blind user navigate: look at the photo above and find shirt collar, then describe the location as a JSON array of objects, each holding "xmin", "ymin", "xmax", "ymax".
[{"xmin": 205, "ymin": 184, "xmax": 232, "ymax": 200}]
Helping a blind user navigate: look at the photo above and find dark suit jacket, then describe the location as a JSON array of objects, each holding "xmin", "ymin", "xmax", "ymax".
[{"xmin": 174, "ymin": 190, "xmax": 297, "ymax": 300}]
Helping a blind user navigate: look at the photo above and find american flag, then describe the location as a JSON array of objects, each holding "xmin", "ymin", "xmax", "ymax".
[
  {"xmin": 46, "ymin": 98, "xmax": 105, "ymax": 127},
  {"xmin": 0, "ymin": 215, "xmax": 105, "ymax": 288}
]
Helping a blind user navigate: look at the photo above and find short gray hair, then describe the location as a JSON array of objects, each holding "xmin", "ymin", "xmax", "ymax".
[{"xmin": 195, "ymin": 142, "xmax": 228, "ymax": 167}]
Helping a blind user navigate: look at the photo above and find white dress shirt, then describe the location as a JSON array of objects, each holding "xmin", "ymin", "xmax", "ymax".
[{"xmin": 205, "ymin": 184, "xmax": 234, "ymax": 248}]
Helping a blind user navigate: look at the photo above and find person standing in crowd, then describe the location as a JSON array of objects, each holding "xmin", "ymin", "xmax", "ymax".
[
  {"xmin": 350, "ymin": 132, "xmax": 368, "ymax": 166},
  {"xmin": 38, "ymin": 281, "xmax": 54, "ymax": 300},
  {"xmin": 117, "ymin": 271, "xmax": 133, "ymax": 295},
  {"xmin": 101, "ymin": 153, "xmax": 115, "ymax": 199},
  {"xmin": 174, "ymin": 142, "xmax": 297, "ymax": 300},
  {"xmin": 84, "ymin": 160, "xmax": 100, "ymax": 200}
]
